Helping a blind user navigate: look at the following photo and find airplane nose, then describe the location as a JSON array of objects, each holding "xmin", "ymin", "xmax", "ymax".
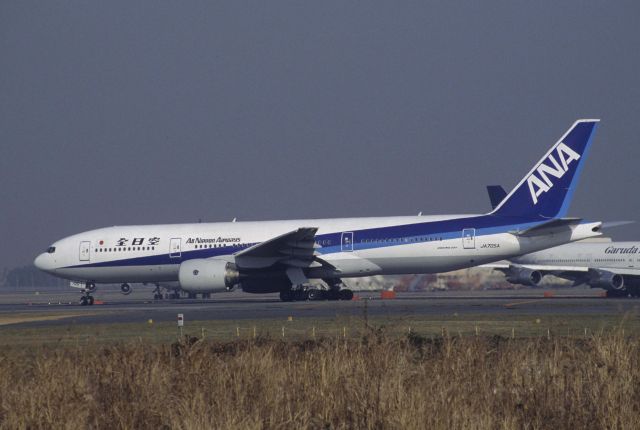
[{"xmin": 34, "ymin": 254, "xmax": 48, "ymax": 271}]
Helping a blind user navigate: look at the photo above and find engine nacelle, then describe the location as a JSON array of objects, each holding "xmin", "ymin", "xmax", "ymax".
[
  {"xmin": 120, "ymin": 283, "xmax": 132, "ymax": 295},
  {"xmin": 178, "ymin": 259, "xmax": 240, "ymax": 293},
  {"xmin": 506, "ymin": 268, "xmax": 543, "ymax": 287},
  {"xmin": 590, "ymin": 270, "xmax": 624, "ymax": 290}
]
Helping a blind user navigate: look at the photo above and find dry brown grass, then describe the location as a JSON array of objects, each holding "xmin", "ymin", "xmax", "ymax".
[{"xmin": 0, "ymin": 330, "xmax": 639, "ymax": 429}]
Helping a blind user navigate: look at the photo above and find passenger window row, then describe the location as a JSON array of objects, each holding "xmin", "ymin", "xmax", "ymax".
[
  {"xmin": 195, "ymin": 243, "xmax": 250, "ymax": 249},
  {"xmin": 539, "ymin": 259, "xmax": 591, "ymax": 263},
  {"xmin": 361, "ymin": 237, "xmax": 442, "ymax": 243},
  {"xmin": 94, "ymin": 247, "xmax": 156, "ymax": 253}
]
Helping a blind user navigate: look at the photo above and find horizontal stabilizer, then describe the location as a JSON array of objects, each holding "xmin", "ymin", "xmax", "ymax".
[{"xmin": 510, "ymin": 217, "xmax": 583, "ymax": 236}]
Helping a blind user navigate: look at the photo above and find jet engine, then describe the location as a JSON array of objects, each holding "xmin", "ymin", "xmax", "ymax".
[
  {"xmin": 506, "ymin": 268, "xmax": 543, "ymax": 287},
  {"xmin": 589, "ymin": 270, "xmax": 625, "ymax": 290},
  {"xmin": 178, "ymin": 259, "xmax": 240, "ymax": 292}
]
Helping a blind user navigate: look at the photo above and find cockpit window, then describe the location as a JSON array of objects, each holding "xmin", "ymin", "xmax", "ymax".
[{"xmin": 47, "ymin": 246, "xmax": 56, "ymax": 254}]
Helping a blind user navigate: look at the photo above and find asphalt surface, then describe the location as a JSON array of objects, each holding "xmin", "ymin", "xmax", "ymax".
[{"xmin": 1, "ymin": 287, "xmax": 639, "ymax": 328}]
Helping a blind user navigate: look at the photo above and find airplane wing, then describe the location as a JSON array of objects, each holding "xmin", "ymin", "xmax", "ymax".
[
  {"xmin": 485, "ymin": 262, "xmax": 640, "ymax": 276},
  {"xmin": 587, "ymin": 267, "xmax": 640, "ymax": 277},
  {"xmin": 480, "ymin": 261, "xmax": 510, "ymax": 270},
  {"xmin": 234, "ymin": 227, "xmax": 332, "ymax": 272},
  {"xmin": 484, "ymin": 261, "xmax": 640, "ymax": 279},
  {"xmin": 235, "ymin": 227, "xmax": 317, "ymax": 259},
  {"xmin": 481, "ymin": 262, "xmax": 589, "ymax": 274},
  {"xmin": 485, "ymin": 261, "xmax": 640, "ymax": 290}
]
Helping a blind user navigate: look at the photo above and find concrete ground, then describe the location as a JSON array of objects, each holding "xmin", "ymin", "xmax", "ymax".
[{"xmin": 0, "ymin": 286, "xmax": 637, "ymax": 328}]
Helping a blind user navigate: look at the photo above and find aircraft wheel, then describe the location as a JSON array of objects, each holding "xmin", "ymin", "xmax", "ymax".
[
  {"xmin": 339, "ymin": 289, "xmax": 354, "ymax": 301},
  {"xmin": 80, "ymin": 296, "xmax": 88, "ymax": 306},
  {"xmin": 307, "ymin": 289, "xmax": 323, "ymax": 301},
  {"xmin": 88, "ymin": 296, "xmax": 95, "ymax": 306}
]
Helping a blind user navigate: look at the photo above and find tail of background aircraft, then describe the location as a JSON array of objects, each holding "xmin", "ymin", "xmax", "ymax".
[
  {"xmin": 490, "ymin": 119, "xmax": 599, "ymax": 220},
  {"xmin": 486, "ymin": 185, "xmax": 507, "ymax": 210}
]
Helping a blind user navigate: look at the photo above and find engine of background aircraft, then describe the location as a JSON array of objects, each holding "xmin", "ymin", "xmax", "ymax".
[
  {"xmin": 506, "ymin": 268, "xmax": 543, "ymax": 287},
  {"xmin": 589, "ymin": 270, "xmax": 625, "ymax": 290}
]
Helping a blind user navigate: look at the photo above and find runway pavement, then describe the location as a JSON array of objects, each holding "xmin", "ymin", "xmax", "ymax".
[{"xmin": 1, "ymin": 287, "xmax": 639, "ymax": 328}]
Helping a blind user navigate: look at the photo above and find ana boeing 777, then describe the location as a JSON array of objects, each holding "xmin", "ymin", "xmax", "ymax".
[{"xmin": 35, "ymin": 119, "xmax": 603, "ymax": 304}]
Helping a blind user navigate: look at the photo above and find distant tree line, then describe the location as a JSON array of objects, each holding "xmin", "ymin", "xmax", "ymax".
[{"xmin": 1, "ymin": 266, "xmax": 67, "ymax": 288}]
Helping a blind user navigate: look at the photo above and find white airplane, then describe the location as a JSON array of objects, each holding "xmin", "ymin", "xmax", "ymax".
[
  {"xmin": 488, "ymin": 239, "xmax": 640, "ymax": 297},
  {"xmin": 35, "ymin": 119, "xmax": 603, "ymax": 305}
]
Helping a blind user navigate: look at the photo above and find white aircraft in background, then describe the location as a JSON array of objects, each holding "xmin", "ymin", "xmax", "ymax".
[
  {"xmin": 485, "ymin": 185, "xmax": 638, "ymax": 297},
  {"xmin": 35, "ymin": 119, "xmax": 603, "ymax": 305},
  {"xmin": 490, "ymin": 240, "xmax": 640, "ymax": 297}
]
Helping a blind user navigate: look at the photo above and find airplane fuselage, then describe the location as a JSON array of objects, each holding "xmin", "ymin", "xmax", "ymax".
[
  {"xmin": 35, "ymin": 214, "xmax": 600, "ymax": 291},
  {"xmin": 513, "ymin": 241, "xmax": 640, "ymax": 269}
]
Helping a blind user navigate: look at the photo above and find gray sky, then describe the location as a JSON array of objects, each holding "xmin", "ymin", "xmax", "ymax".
[{"xmin": 1, "ymin": 1, "xmax": 639, "ymax": 270}]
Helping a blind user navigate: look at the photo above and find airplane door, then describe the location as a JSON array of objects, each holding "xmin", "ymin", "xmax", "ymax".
[
  {"xmin": 341, "ymin": 232, "xmax": 354, "ymax": 252},
  {"xmin": 170, "ymin": 238, "xmax": 182, "ymax": 258},
  {"xmin": 462, "ymin": 228, "xmax": 475, "ymax": 249},
  {"xmin": 79, "ymin": 241, "xmax": 91, "ymax": 261}
]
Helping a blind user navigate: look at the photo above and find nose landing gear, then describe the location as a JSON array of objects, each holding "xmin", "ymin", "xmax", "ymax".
[
  {"xmin": 80, "ymin": 295, "xmax": 94, "ymax": 306},
  {"xmin": 80, "ymin": 282, "xmax": 96, "ymax": 306}
]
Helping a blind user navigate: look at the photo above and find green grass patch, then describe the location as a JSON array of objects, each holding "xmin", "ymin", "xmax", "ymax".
[{"xmin": 1, "ymin": 312, "xmax": 639, "ymax": 346}]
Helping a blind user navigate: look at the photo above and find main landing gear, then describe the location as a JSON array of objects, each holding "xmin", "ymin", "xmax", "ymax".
[
  {"xmin": 151, "ymin": 284, "xmax": 182, "ymax": 300},
  {"xmin": 279, "ymin": 288, "xmax": 354, "ymax": 302},
  {"xmin": 152, "ymin": 284, "xmax": 164, "ymax": 300},
  {"xmin": 80, "ymin": 282, "xmax": 96, "ymax": 306},
  {"xmin": 279, "ymin": 280, "xmax": 354, "ymax": 302}
]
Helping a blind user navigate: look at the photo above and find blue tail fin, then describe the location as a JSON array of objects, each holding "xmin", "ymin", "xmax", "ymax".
[{"xmin": 490, "ymin": 119, "xmax": 599, "ymax": 219}]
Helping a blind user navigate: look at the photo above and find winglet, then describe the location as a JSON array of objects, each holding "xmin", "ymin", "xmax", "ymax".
[{"xmin": 490, "ymin": 119, "xmax": 599, "ymax": 219}]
